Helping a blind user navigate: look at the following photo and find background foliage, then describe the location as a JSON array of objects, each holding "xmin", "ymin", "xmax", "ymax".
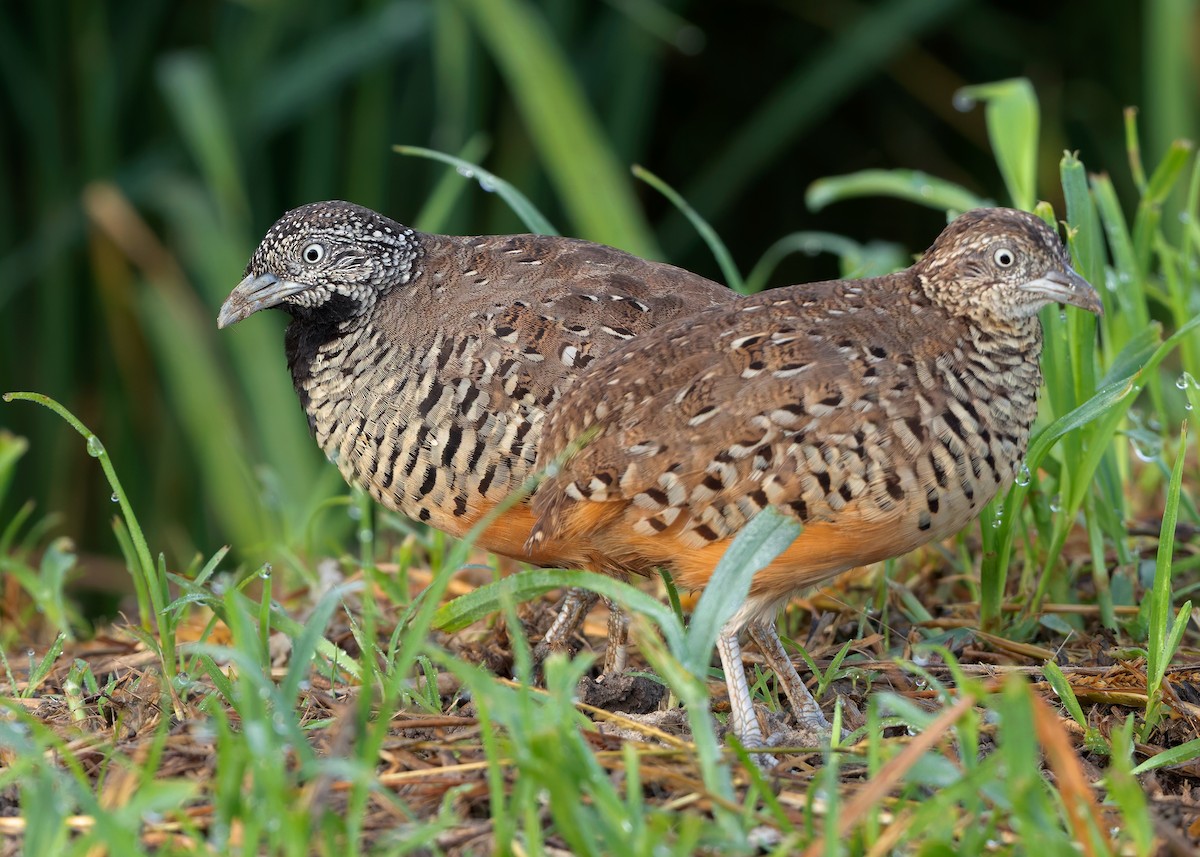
[{"xmin": 0, "ymin": 0, "xmax": 1196, "ymax": 571}]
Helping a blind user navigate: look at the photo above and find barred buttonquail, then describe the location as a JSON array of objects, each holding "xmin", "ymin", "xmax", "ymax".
[
  {"xmin": 218, "ymin": 201, "xmax": 732, "ymax": 667},
  {"xmin": 529, "ymin": 208, "xmax": 1103, "ymax": 751}
]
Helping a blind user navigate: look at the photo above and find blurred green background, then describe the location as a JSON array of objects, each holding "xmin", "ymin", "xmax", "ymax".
[{"xmin": 1, "ymin": 0, "xmax": 1195, "ymax": 572}]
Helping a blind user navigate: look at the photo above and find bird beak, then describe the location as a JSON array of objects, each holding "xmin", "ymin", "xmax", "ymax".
[
  {"xmin": 1019, "ymin": 268, "xmax": 1104, "ymax": 316},
  {"xmin": 218, "ymin": 273, "xmax": 308, "ymax": 328}
]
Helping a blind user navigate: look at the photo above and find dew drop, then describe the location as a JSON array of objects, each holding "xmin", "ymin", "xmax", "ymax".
[
  {"xmin": 86, "ymin": 436, "xmax": 105, "ymax": 457},
  {"xmin": 478, "ymin": 176, "xmax": 496, "ymax": 193},
  {"xmin": 0, "ymin": 393, "xmax": 11, "ymax": 402},
  {"xmin": 1176, "ymin": 374, "xmax": 1191, "ymax": 390},
  {"xmin": 1131, "ymin": 440, "xmax": 1157, "ymax": 463},
  {"xmin": 1049, "ymin": 494, "xmax": 1062, "ymax": 513},
  {"xmin": 258, "ymin": 563, "xmax": 272, "ymax": 579},
  {"xmin": 1058, "ymin": 310, "xmax": 1068, "ymax": 323},
  {"xmin": 110, "ymin": 493, "xmax": 120, "ymax": 503},
  {"xmin": 952, "ymin": 91, "xmax": 976, "ymax": 112},
  {"xmin": 358, "ymin": 528, "xmax": 372, "ymax": 543},
  {"xmin": 1186, "ymin": 402, "xmax": 1194, "ymax": 412},
  {"xmin": 1015, "ymin": 462, "xmax": 1031, "ymax": 487},
  {"xmin": 456, "ymin": 166, "xmax": 475, "ymax": 179},
  {"xmin": 347, "ymin": 504, "xmax": 362, "ymax": 521}
]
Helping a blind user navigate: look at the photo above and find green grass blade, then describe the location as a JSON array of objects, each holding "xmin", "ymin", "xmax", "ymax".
[
  {"xmin": 1145, "ymin": 421, "xmax": 1189, "ymax": 733},
  {"xmin": 394, "ymin": 144, "xmax": 559, "ymax": 235},
  {"xmin": 632, "ymin": 164, "xmax": 744, "ymax": 292},
  {"xmin": 806, "ymin": 169, "xmax": 988, "ymax": 215},
  {"xmin": 744, "ymin": 232, "xmax": 907, "ymax": 293},
  {"xmin": 684, "ymin": 508, "xmax": 801, "ymax": 673}
]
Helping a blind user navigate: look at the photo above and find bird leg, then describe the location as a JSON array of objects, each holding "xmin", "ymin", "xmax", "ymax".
[
  {"xmin": 530, "ymin": 586, "xmax": 598, "ymax": 670},
  {"xmin": 603, "ymin": 597, "xmax": 629, "ymax": 674},
  {"xmin": 715, "ymin": 623, "xmax": 770, "ymax": 753},
  {"xmin": 747, "ymin": 618, "xmax": 831, "ymax": 735}
]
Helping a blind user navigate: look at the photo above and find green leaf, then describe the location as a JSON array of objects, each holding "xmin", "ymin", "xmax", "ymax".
[
  {"xmin": 955, "ymin": 78, "xmax": 1039, "ymax": 211},
  {"xmin": 744, "ymin": 232, "xmax": 907, "ymax": 293},
  {"xmin": 806, "ymin": 169, "xmax": 988, "ymax": 214},
  {"xmin": 684, "ymin": 508, "xmax": 802, "ymax": 673},
  {"xmin": 1131, "ymin": 736, "xmax": 1200, "ymax": 774},
  {"xmin": 632, "ymin": 164, "xmax": 745, "ymax": 293}
]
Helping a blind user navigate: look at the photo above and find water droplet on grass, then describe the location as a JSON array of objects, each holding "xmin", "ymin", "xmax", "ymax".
[
  {"xmin": 347, "ymin": 504, "xmax": 362, "ymax": 520},
  {"xmin": 952, "ymin": 91, "xmax": 976, "ymax": 112},
  {"xmin": 456, "ymin": 166, "xmax": 474, "ymax": 179},
  {"xmin": 358, "ymin": 528, "xmax": 372, "ymax": 543},
  {"xmin": 1049, "ymin": 494, "xmax": 1062, "ymax": 513},
  {"xmin": 110, "ymin": 493, "xmax": 119, "ymax": 503},
  {"xmin": 1015, "ymin": 463, "xmax": 1031, "ymax": 487},
  {"xmin": 478, "ymin": 176, "xmax": 496, "ymax": 192},
  {"xmin": 86, "ymin": 436, "xmax": 105, "ymax": 457}
]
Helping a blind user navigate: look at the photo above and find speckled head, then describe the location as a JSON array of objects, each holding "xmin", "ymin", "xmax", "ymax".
[
  {"xmin": 914, "ymin": 207, "xmax": 1103, "ymax": 323},
  {"xmin": 218, "ymin": 200, "xmax": 420, "ymax": 328}
]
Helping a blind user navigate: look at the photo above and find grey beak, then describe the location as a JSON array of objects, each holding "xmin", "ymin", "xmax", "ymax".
[
  {"xmin": 1020, "ymin": 268, "xmax": 1104, "ymax": 317},
  {"xmin": 218, "ymin": 273, "xmax": 309, "ymax": 328}
]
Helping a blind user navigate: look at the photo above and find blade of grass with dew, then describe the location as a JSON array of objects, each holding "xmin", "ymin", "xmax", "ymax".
[
  {"xmin": 1031, "ymin": 312, "xmax": 1200, "ymax": 613},
  {"xmin": 806, "ymin": 169, "xmax": 988, "ymax": 215},
  {"xmin": 2, "ymin": 394, "xmax": 161, "ymax": 624},
  {"xmin": 409, "ymin": 135, "xmax": 492, "ymax": 234},
  {"xmin": 954, "ymin": 78, "xmax": 1039, "ymax": 212},
  {"xmin": 454, "ymin": 0, "xmax": 657, "ymax": 257},
  {"xmin": 632, "ymin": 164, "xmax": 745, "ymax": 292},
  {"xmin": 395, "ymin": 144, "xmax": 559, "ymax": 235}
]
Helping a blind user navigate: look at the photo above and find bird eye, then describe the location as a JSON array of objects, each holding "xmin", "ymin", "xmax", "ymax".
[
  {"xmin": 993, "ymin": 247, "xmax": 1015, "ymax": 267},
  {"xmin": 302, "ymin": 243, "xmax": 325, "ymax": 264}
]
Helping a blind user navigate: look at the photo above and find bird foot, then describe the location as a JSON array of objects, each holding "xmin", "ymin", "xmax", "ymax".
[{"xmin": 757, "ymin": 708, "xmax": 834, "ymax": 751}]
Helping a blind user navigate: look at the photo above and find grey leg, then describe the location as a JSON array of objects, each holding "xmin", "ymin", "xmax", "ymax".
[
  {"xmin": 603, "ymin": 598, "xmax": 629, "ymax": 674},
  {"xmin": 715, "ymin": 622, "xmax": 777, "ymax": 767},
  {"xmin": 748, "ymin": 618, "xmax": 831, "ymax": 733},
  {"xmin": 531, "ymin": 587, "xmax": 598, "ymax": 666}
]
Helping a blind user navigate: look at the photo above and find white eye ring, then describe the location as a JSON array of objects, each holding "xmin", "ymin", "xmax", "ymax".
[
  {"xmin": 302, "ymin": 243, "xmax": 325, "ymax": 264},
  {"xmin": 993, "ymin": 247, "xmax": 1015, "ymax": 267}
]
